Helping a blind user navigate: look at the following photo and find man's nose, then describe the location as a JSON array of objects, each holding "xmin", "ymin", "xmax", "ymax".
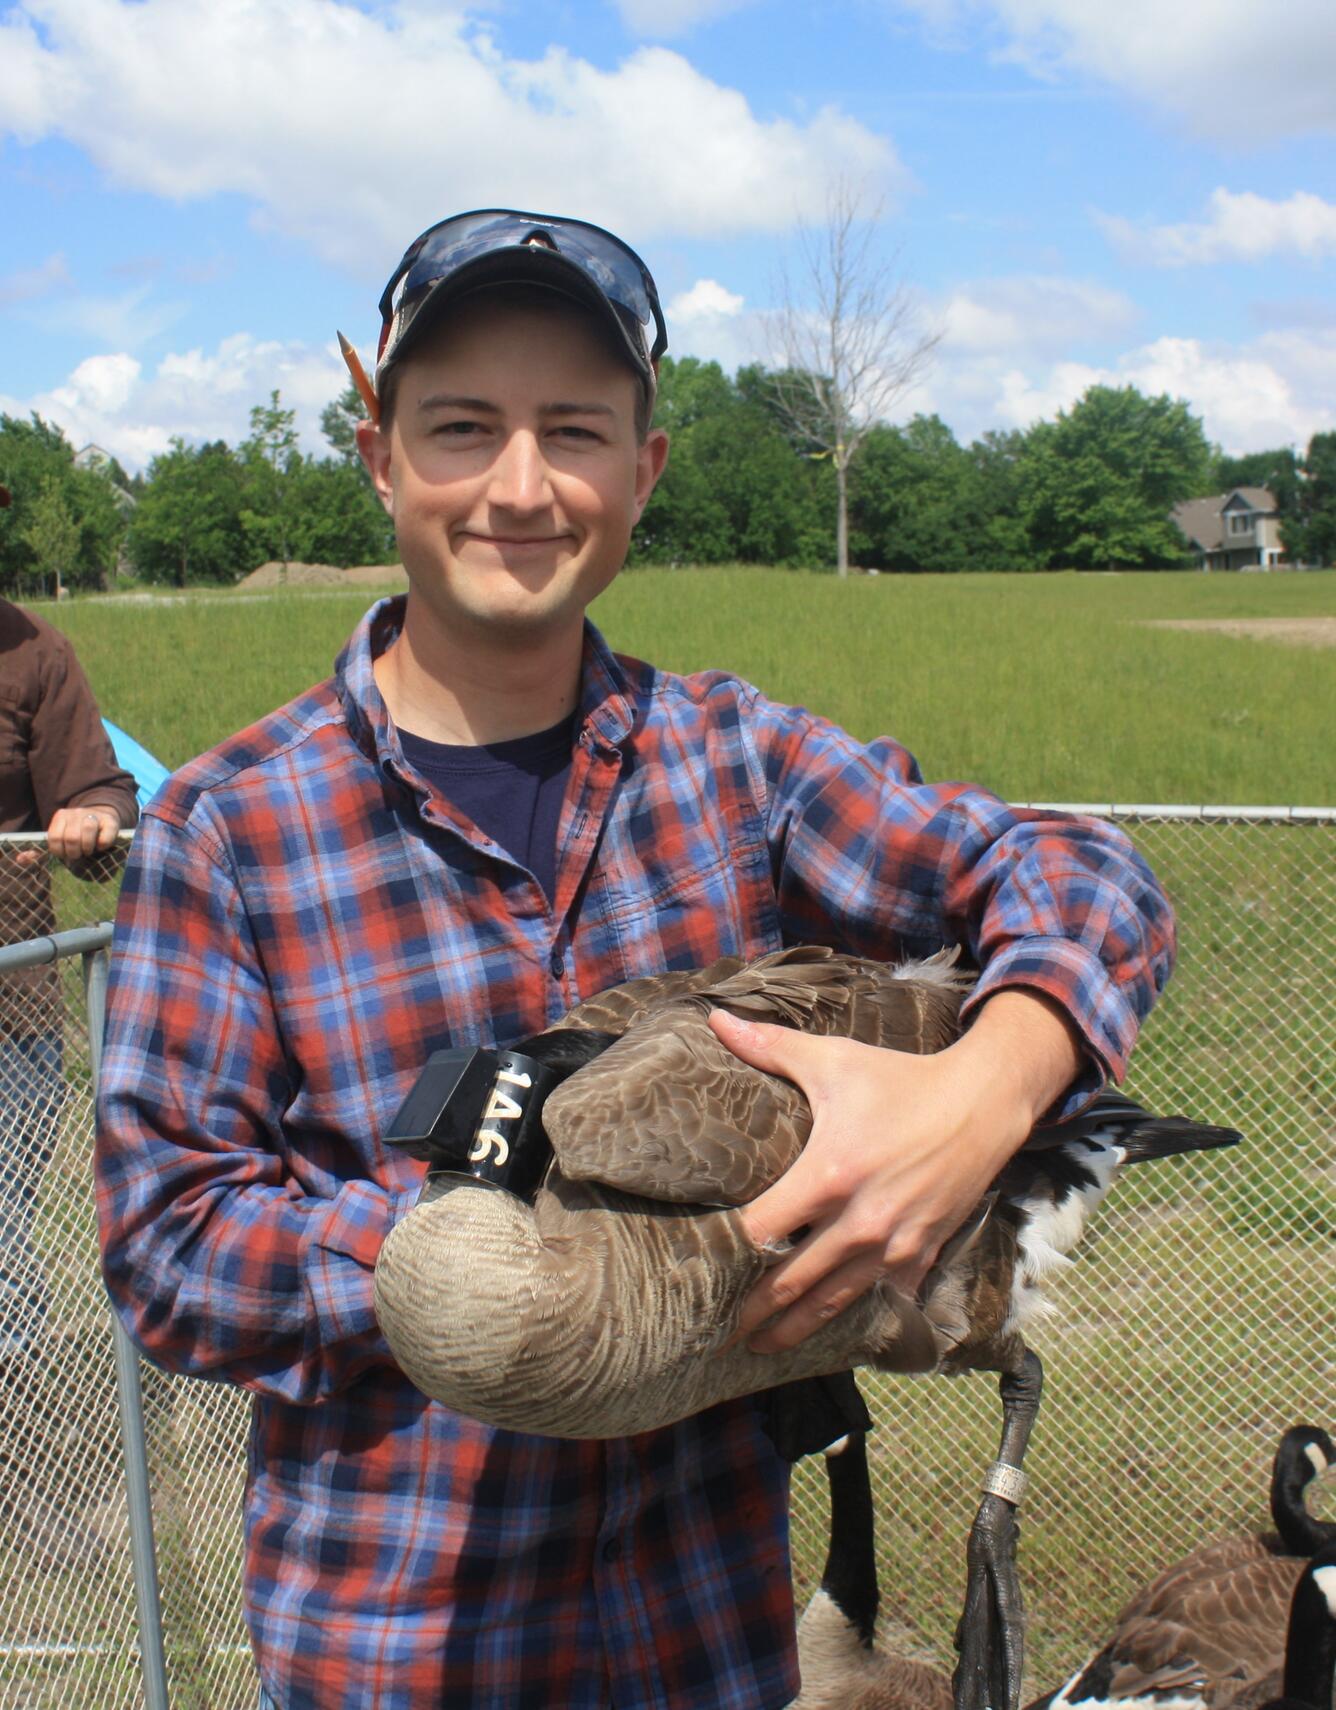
[{"xmin": 487, "ymin": 431, "xmax": 551, "ymax": 513}]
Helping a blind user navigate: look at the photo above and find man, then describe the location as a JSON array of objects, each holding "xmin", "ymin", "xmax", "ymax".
[
  {"xmin": 1, "ymin": 539, "xmax": 138, "ymax": 1565},
  {"xmin": 96, "ymin": 210, "xmax": 1174, "ymax": 1710}
]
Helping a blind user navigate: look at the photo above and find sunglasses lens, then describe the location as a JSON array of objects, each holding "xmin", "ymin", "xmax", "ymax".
[{"xmin": 385, "ymin": 211, "xmax": 661, "ymax": 354}]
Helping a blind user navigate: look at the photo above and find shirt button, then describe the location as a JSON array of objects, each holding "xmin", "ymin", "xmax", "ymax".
[
  {"xmin": 601, "ymin": 1538, "xmax": 620, "ymax": 1562},
  {"xmin": 549, "ymin": 949, "xmax": 565, "ymax": 980}
]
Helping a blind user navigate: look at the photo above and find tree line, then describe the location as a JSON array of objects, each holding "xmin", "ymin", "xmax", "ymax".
[
  {"xmin": 637, "ymin": 360, "xmax": 1336, "ymax": 572},
  {"xmin": 2, "ymin": 367, "xmax": 1334, "ymax": 595},
  {"xmin": 0, "ymin": 390, "xmax": 392, "ymax": 597}
]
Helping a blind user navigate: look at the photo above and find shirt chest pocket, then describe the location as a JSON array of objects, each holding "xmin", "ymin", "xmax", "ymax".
[{"xmin": 598, "ymin": 794, "xmax": 780, "ymax": 969}]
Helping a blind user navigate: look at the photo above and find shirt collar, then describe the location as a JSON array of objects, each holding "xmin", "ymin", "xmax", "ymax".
[{"xmin": 334, "ymin": 595, "xmax": 638, "ymax": 767}]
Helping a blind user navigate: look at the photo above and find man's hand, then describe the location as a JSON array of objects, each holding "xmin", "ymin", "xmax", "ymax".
[
  {"xmin": 45, "ymin": 804, "xmax": 122, "ymax": 868},
  {"xmin": 708, "ymin": 988, "xmax": 1084, "ymax": 1354}
]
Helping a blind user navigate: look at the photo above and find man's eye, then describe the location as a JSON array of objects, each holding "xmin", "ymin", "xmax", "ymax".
[
  {"xmin": 436, "ymin": 420, "xmax": 483, "ymax": 436},
  {"xmin": 555, "ymin": 425, "xmax": 599, "ymax": 441}
]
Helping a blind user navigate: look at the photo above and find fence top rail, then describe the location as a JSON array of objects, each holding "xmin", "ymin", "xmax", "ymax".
[
  {"xmin": 1015, "ymin": 802, "xmax": 1336, "ymax": 823},
  {"xmin": 0, "ymin": 829, "xmax": 135, "ymax": 845},
  {"xmin": 0, "ymin": 921, "xmax": 115, "ymax": 972}
]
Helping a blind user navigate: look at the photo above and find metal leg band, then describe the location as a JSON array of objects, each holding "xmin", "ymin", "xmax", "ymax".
[{"xmin": 980, "ymin": 1461, "xmax": 1027, "ymax": 1505}]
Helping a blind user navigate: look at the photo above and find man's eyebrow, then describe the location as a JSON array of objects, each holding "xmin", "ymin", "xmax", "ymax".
[
  {"xmin": 540, "ymin": 401, "xmax": 617, "ymax": 419},
  {"xmin": 416, "ymin": 393, "xmax": 500, "ymax": 414},
  {"xmin": 414, "ymin": 394, "xmax": 618, "ymax": 419}
]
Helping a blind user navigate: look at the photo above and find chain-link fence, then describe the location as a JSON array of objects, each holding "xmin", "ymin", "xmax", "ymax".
[
  {"xmin": 790, "ymin": 806, "xmax": 1336, "ymax": 1693},
  {"xmin": 1, "ymin": 810, "xmax": 1333, "ymax": 1707},
  {"xmin": 0, "ymin": 841, "xmax": 254, "ymax": 1710}
]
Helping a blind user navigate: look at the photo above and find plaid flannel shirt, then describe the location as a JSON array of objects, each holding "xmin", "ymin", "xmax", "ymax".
[{"xmin": 95, "ymin": 596, "xmax": 1174, "ymax": 1710}]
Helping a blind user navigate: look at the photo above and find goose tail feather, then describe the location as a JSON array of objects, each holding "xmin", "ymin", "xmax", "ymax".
[{"xmin": 1114, "ymin": 1115, "xmax": 1243, "ymax": 1164}]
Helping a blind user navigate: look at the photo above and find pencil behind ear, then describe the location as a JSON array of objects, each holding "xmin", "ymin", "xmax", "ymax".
[{"xmin": 338, "ymin": 332, "xmax": 380, "ymax": 425}]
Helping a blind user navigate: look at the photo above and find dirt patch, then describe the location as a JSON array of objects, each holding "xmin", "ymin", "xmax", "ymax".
[
  {"xmin": 239, "ymin": 560, "xmax": 407, "ymax": 588},
  {"xmin": 1141, "ymin": 617, "xmax": 1336, "ymax": 649}
]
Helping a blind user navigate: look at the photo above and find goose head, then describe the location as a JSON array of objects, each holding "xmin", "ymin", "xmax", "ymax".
[{"xmin": 1270, "ymin": 1426, "xmax": 1336, "ymax": 1557}]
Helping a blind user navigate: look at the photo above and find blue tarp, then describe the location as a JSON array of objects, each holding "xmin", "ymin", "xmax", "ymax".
[{"xmin": 102, "ymin": 719, "xmax": 171, "ymax": 810}]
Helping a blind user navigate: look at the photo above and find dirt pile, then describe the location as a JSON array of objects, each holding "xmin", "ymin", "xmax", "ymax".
[{"xmin": 240, "ymin": 561, "xmax": 408, "ymax": 589}]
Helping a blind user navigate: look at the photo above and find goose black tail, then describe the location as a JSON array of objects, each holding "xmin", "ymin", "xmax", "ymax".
[
  {"xmin": 1034, "ymin": 1090, "xmax": 1242, "ymax": 1164},
  {"xmin": 1115, "ymin": 1115, "xmax": 1243, "ymax": 1164}
]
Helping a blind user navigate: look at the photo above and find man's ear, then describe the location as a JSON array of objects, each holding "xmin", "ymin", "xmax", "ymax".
[
  {"xmin": 357, "ymin": 418, "xmax": 394, "ymax": 516},
  {"xmin": 633, "ymin": 428, "xmax": 670, "ymax": 522}
]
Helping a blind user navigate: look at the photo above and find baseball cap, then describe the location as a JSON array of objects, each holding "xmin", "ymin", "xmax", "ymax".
[{"xmin": 373, "ymin": 209, "xmax": 668, "ymax": 396}]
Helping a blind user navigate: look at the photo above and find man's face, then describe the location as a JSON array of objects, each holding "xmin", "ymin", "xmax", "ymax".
[{"xmin": 358, "ymin": 294, "xmax": 668, "ymax": 649}]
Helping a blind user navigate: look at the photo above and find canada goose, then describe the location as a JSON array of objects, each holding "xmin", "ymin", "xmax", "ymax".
[
  {"xmin": 794, "ymin": 1428, "xmax": 952, "ymax": 1710},
  {"xmin": 374, "ymin": 945, "xmax": 1239, "ymax": 1709},
  {"xmin": 1248, "ymin": 1541, "xmax": 1336, "ymax": 1710},
  {"xmin": 1026, "ymin": 1425, "xmax": 1336, "ymax": 1710},
  {"xmin": 376, "ymin": 946, "xmax": 1238, "ymax": 1436}
]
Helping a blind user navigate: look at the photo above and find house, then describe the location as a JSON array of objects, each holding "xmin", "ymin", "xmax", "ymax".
[
  {"xmin": 74, "ymin": 443, "xmax": 136, "ymax": 511},
  {"xmin": 1171, "ymin": 487, "xmax": 1286, "ymax": 571}
]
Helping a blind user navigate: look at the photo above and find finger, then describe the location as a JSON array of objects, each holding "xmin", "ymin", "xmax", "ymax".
[
  {"xmin": 738, "ymin": 1144, "xmax": 850, "ymax": 1250},
  {"xmin": 93, "ymin": 812, "xmax": 119, "ymax": 852},
  {"xmin": 79, "ymin": 812, "xmax": 102, "ymax": 857},
  {"xmin": 45, "ymin": 811, "xmax": 74, "ymax": 863},
  {"xmin": 748, "ymin": 1250, "xmax": 892, "ymax": 1354},
  {"xmin": 735, "ymin": 1207, "xmax": 879, "ymax": 1340},
  {"xmin": 706, "ymin": 1008, "xmax": 836, "ymax": 1094}
]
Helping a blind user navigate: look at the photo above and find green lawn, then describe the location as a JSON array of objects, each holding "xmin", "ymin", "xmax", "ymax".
[{"xmin": 44, "ymin": 567, "xmax": 1335, "ymax": 806}]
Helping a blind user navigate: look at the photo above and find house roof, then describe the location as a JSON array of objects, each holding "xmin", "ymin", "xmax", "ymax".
[
  {"xmin": 1222, "ymin": 486, "xmax": 1275, "ymax": 513},
  {"xmin": 1171, "ymin": 487, "xmax": 1276, "ymax": 552}
]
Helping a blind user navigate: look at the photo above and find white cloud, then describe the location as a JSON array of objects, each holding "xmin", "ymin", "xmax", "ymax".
[
  {"xmin": 1, "ymin": 334, "xmax": 347, "ymax": 472},
  {"xmin": 941, "ymin": 275, "xmax": 1136, "ymax": 354},
  {"xmin": 667, "ymin": 278, "xmax": 746, "ymax": 322},
  {"xmin": 913, "ymin": 331, "xmax": 1336, "ymax": 454},
  {"xmin": 665, "ymin": 277, "xmax": 757, "ymax": 371},
  {"xmin": 614, "ymin": 0, "xmax": 756, "ymax": 38},
  {"xmin": 659, "ymin": 275, "xmax": 1335, "ymax": 452},
  {"xmin": 1099, "ymin": 190, "xmax": 1336, "ymax": 267},
  {"xmin": 0, "ymin": 0, "xmax": 902, "ymax": 279},
  {"xmin": 893, "ymin": 0, "xmax": 1336, "ymax": 140}
]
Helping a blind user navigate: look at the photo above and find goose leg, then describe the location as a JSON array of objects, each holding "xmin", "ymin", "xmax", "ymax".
[{"xmin": 952, "ymin": 1347, "xmax": 1044, "ymax": 1710}]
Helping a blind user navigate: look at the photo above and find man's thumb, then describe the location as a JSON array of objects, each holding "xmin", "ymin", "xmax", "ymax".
[{"xmin": 707, "ymin": 1007, "xmax": 817, "ymax": 1085}]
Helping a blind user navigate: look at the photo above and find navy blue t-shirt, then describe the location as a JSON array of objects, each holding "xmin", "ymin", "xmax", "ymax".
[{"xmin": 398, "ymin": 715, "xmax": 575, "ymax": 907}]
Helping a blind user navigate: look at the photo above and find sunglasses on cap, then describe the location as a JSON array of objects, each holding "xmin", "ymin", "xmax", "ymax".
[{"xmin": 339, "ymin": 210, "xmax": 667, "ymax": 425}]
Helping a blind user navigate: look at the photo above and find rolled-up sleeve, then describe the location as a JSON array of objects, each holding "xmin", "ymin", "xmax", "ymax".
[
  {"xmin": 94, "ymin": 811, "xmax": 417, "ymax": 1403},
  {"xmin": 748, "ymin": 691, "xmax": 1175, "ymax": 1114}
]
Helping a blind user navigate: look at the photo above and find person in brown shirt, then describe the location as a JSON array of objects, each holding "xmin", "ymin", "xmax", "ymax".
[{"xmin": 0, "ymin": 549, "xmax": 138, "ymax": 1564}]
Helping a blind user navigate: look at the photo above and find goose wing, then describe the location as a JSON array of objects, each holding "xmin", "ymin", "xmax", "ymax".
[
  {"xmin": 543, "ymin": 946, "xmax": 967, "ymax": 1205},
  {"xmin": 554, "ymin": 955, "xmax": 746, "ymax": 1035},
  {"xmin": 1065, "ymin": 1550, "xmax": 1299, "ymax": 1705}
]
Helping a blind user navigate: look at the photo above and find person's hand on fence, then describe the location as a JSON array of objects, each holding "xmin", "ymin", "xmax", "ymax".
[{"xmin": 45, "ymin": 804, "xmax": 123, "ymax": 869}]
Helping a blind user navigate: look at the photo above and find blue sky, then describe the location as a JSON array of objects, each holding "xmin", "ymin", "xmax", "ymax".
[{"xmin": 2, "ymin": 0, "xmax": 1334, "ymax": 470}]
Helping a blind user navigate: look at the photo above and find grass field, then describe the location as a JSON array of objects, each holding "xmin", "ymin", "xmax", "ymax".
[{"xmin": 43, "ymin": 566, "xmax": 1336, "ymax": 805}]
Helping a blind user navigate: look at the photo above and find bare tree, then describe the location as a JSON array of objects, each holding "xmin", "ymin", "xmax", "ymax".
[{"xmin": 768, "ymin": 182, "xmax": 941, "ymax": 577}]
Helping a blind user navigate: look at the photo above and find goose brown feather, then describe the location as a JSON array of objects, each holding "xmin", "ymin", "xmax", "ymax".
[
  {"xmin": 545, "ymin": 945, "xmax": 966, "ymax": 1205},
  {"xmin": 378, "ymin": 1168, "xmax": 939, "ymax": 1438}
]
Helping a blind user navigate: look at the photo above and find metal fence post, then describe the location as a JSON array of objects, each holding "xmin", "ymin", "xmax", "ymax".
[{"xmin": 84, "ymin": 944, "xmax": 172, "ymax": 1710}]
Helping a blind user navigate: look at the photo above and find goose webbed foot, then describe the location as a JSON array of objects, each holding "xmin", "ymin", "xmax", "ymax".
[{"xmin": 952, "ymin": 1348, "xmax": 1044, "ymax": 1710}]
